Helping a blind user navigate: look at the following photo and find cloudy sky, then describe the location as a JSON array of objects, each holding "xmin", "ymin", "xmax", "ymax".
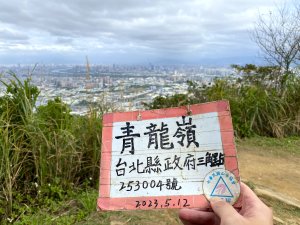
[{"xmin": 0, "ymin": 0, "xmax": 286, "ymax": 65}]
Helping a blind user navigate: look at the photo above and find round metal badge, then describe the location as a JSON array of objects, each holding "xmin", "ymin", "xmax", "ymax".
[{"xmin": 203, "ymin": 169, "xmax": 240, "ymax": 205}]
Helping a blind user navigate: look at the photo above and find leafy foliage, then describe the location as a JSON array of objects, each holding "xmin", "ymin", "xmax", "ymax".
[
  {"xmin": 146, "ymin": 65, "xmax": 300, "ymax": 138},
  {"xmin": 143, "ymin": 94, "xmax": 191, "ymax": 109},
  {"xmin": 37, "ymin": 97, "xmax": 72, "ymax": 130}
]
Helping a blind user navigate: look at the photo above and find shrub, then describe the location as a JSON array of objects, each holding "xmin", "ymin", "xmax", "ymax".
[{"xmin": 145, "ymin": 65, "xmax": 300, "ymax": 138}]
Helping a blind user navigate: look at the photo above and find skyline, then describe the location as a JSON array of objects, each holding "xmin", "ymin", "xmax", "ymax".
[{"xmin": 0, "ymin": 0, "xmax": 288, "ymax": 65}]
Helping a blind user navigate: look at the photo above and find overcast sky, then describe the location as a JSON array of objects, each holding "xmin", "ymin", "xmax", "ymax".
[{"xmin": 0, "ymin": 0, "xmax": 286, "ymax": 65}]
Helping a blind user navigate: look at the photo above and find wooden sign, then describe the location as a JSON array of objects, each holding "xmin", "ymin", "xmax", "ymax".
[{"xmin": 97, "ymin": 100, "xmax": 241, "ymax": 211}]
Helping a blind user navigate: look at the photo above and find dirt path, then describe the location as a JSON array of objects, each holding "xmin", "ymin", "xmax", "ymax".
[
  {"xmin": 237, "ymin": 139, "xmax": 300, "ymax": 224},
  {"xmin": 237, "ymin": 140, "xmax": 300, "ymax": 201}
]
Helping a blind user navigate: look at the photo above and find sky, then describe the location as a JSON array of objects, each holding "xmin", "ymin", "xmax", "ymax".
[{"xmin": 0, "ymin": 0, "xmax": 287, "ymax": 65}]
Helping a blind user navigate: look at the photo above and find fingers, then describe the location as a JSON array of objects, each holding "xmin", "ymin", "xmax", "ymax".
[
  {"xmin": 179, "ymin": 208, "xmax": 218, "ymax": 225},
  {"xmin": 210, "ymin": 198, "xmax": 241, "ymax": 220}
]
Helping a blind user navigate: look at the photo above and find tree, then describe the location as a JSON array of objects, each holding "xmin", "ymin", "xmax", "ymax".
[
  {"xmin": 143, "ymin": 94, "xmax": 191, "ymax": 110},
  {"xmin": 253, "ymin": 2, "xmax": 300, "ymax": 73},
  {"xmin": 37, "ymin": 97, "xmax": 72, "ymax": 130}
]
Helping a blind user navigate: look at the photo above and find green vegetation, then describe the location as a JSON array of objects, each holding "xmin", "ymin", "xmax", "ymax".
[
  {"xmin": 145, "ymin": 65, "xmax": 300, "ymax": 138},
  {"xmin": 0, "ymin": 74, "xmax": 102, "ymax": 223},
  {"xmin": 13, "ymin": 188, "xmax": 98, "ymax": 225},
  {"xmin": 20, "ymin": 180, "xmax": 299, "ymax": 224},
  {"xmin": 236, "ymin": 136, "xmax": 300, "ymax": 156},
  {"xmin": 1, "ymin": 64, "xmax": 300, "ymax": 224}
]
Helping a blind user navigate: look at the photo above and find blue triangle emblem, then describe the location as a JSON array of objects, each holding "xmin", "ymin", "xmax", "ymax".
[{"xmin": 210, "ymin": 176, "xmax": 233, "ymax": 198}]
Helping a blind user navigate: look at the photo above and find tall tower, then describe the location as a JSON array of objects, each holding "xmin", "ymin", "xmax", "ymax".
[
  {"xmin": 85, "ymin": 56, "xmax": 92, "ymax": 90},
  {"xmin": 86, "ymin": 56, "xmax": 91, "ymax": 80}
]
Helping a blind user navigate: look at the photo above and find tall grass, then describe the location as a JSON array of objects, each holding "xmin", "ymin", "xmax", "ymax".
[{"xmin": 0, "ymin": 74, "xmax": 102, "ymax": 222}]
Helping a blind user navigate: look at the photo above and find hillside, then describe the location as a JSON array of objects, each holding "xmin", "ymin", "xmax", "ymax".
[{"xmin": 16, "ymin": 137, "xmax": 300, "ymax": 225}]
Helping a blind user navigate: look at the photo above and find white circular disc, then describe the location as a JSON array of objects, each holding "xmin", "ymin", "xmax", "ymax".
[{"xmin": 203, "ymin": 169, "xmax": 240, "ymax": 205}]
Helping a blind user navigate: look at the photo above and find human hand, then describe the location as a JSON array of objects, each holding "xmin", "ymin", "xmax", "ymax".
[{"xmin": 179, "ymin": 182, "xmax": 273, "ymax": 225}]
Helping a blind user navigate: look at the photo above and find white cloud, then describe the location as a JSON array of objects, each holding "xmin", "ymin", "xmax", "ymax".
[{"xmin": 0, "ymin": 0, "xmax": 288, "ymax": 64}]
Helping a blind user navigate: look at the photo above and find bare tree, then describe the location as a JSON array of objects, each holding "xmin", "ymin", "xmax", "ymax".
[{"xmin": 253, "ymin": 2, "xmax": 300, "ymax": 73}]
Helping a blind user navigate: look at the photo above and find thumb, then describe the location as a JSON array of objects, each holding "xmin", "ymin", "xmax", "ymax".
[{"xmin": 210, "ymin": 199, "xmax": 240, "ymax": 220}]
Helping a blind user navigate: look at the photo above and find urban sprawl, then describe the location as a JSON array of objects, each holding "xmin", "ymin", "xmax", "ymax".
[{"xmin": 0, "ymin": 64, "xmax": 234, "ymax": 115}]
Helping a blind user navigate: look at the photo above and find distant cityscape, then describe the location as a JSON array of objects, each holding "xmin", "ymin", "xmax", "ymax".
[{"xmin": 0, "ymin": 63, "xmax": 235, "ymax": 115}]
